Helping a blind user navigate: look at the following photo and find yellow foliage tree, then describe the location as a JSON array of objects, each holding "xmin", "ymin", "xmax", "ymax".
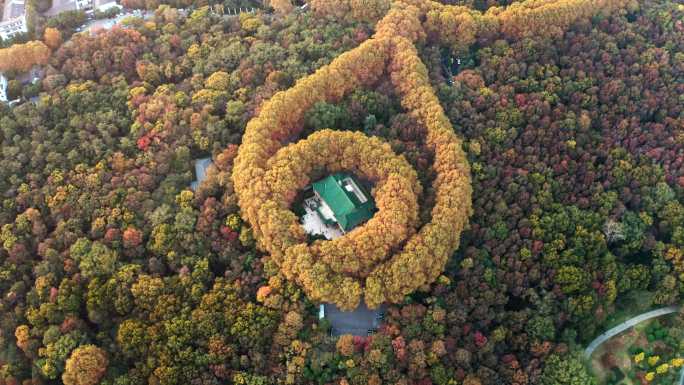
[{"xmin": 205, "ymin": 70, "xmax": 231, "ymax": 90}]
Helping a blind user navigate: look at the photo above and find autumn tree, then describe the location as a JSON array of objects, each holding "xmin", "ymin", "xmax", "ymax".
[
  {"xmin": 270, "ymin": 0, "xmax": 294, "ymax": 14},
  {"xmin": 311, "ymin": 0, "xmax": 390, "ymax": 23},
  {"xmin": 69, "ymin": 238, "xmax": 118, "ymax": 279},
  {"xmin": 44, "ymin": 28, "xmax": 62, "ymax": 50},
  {"xmin": 540, "ymin": 352, "xmax": 596, "ymax": 385},
  {"xmin": 62, "ymin": 345, "xmax": 108, "ymax": 385},
  {"xmin": 492, "ymin": 0, "xmax": 638, "ymax": 39},
  {"xmin": 0, "ymin": 0, "xmax": 657, "ymax": 383},
  {"xmin": 0, "ymin": 41, "xmax": 51, "ymax": 72}
]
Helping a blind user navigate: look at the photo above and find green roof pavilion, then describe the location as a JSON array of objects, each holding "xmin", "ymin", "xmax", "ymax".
[{"xmin": 312, "ymin": 173, "xmax": 375, "ymax": 233}]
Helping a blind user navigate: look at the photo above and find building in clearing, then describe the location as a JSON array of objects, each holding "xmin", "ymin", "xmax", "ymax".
[
  {"xmin": 0, "ymin": 74, "xmax": 8, "ymax": 103},
  {"xmin": 312, "ymin": 173, "xmax": 375, "ymax": 233},
  {"xmin": 301, "ymin": 173, "xmax": 375, "ymax": 239},
  {"xmin": 305, "ymin": 175, "xmax": 381, "ymax": 335}
]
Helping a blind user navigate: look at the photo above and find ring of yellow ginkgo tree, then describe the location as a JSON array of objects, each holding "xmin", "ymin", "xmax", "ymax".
[{"xmin": 261, "ymin": 129, "xmax": 421, "ymax": 282}]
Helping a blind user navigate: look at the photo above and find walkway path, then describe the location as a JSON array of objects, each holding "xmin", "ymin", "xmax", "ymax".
[{"xmin": 583, "ymin": 305, "xmax": 683, "ymax": 384}]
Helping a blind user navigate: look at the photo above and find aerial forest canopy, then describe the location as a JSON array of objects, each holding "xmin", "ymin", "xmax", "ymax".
[
  {"xmin": 233, "ymin": 0, "xmax": 638, "ymax": 310},
  {"xmin": 1, "ymin": 0, "xmax": 684, "ymax": 384}
]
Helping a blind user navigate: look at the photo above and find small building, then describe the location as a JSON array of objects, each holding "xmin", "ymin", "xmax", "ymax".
[
  {"xmin": 78, "ymin": 0, "xmax": 94, "ymax": 10},
  {"xmin": 0, "ymin": 0, "xmax": 27, "ymax": 41},
  {"xmin": 0, "ymin": 74, "xmax": 8, "ymax": 103},
  {"xmin": 312, "ymin": 173, "xmax": 375, "ymax": 233},
  {"xmin": 300, "ymin": 173, "xmax": 375, "ymax": 240},
  {"xmin": 2, "ymin": 0, "xmax": 25, "ymax": 21}
]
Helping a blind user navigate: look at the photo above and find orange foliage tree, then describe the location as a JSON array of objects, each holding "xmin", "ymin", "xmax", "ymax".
[
  {"xmin": 0, "ymin": 41, "xmax": 51, "ymax": 72},
  {"xmin": 62, "ymin": 345, "xmax": 108, "ymax": 385},
  {"xmin": 44, "ymin": 27, "xmax": 63, "ymax": 50}
]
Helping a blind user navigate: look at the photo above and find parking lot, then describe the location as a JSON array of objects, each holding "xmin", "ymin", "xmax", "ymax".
[{"xmin": 325, "ymin": 302, "xmax": 385, "ymax": 336}]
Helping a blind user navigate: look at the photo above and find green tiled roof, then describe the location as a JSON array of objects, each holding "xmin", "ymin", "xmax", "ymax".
[{"xmin": 312, "ymin": 173, "xmax": 375, "ymax": 232}]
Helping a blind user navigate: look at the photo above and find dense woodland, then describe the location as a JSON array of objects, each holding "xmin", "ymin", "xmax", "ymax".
[{"xmin": 0, "ymin": 0, "xmax": 683, "ymax": 384}]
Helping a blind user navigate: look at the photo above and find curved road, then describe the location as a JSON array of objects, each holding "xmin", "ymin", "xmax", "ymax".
[{"xmin": 583, "ymin": 305, "xmax": 682, "ymax": 384}]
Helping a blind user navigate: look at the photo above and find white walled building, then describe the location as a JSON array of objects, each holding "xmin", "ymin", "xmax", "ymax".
[
  {"xmin": 0, "ymin": 74, "xmax": 8, "ymax": 102},
  {"xmin": 0, "ymin": 0, "xmax": 27, "ymax": 41},
  {"xmin": 77, "ymin": 0, "xmax": 93, "ymax": 9},
  {"xmin": 0, "ymin": 15, "xmax": 27, "ymax": 41}
]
